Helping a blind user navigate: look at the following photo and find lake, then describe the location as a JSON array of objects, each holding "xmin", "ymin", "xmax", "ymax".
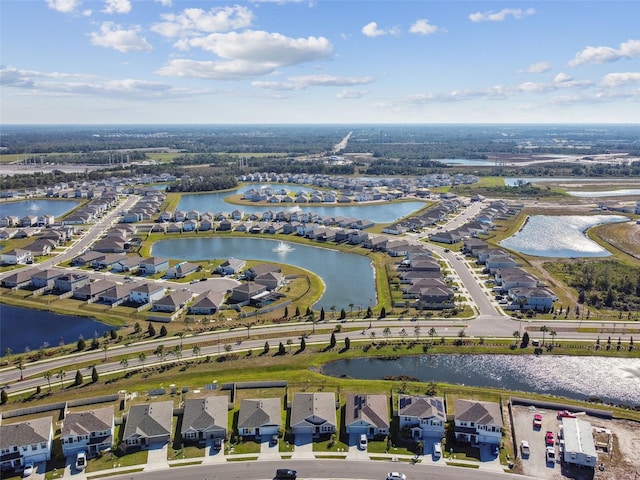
[
  {"xmin": 152, "ymin": 236, "xmax": 376, "ymax": 310},
  {"xmin": 0, "ymin": 199, "xmax": 79, "ymax": 219},
  {"xmin": 322, "ymin": 354, "xmax": 640, "ymax": 406},
  {"xmin": 176, "ymin": 184, "xmax": 426, "ymax": 224},
  {"xmin": 0, "ymin": 304, "xmax": 112, "ymax": 355},
  {"xmin": 499, "ymin": 215, "xmax": 628, "ymax": 257}
]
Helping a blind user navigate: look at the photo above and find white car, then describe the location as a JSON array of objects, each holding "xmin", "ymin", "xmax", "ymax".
[
  {"xmin": 546, "ymin": 446, "xmax": 556, "ymax": 463},
  {"xmin": 433, "ymin": 442, "xmax": 442, "ymax": 458},
  {"xmin": 387, "ymin": 473, "xmax": 406, "ymax": 480},
  {"xmin": 22, "ymin": 463, "xmax": 34, "ymax": 477},
  {"xmin": 76, "ymin": 451, "xmax": 87, "ymax": 470}
]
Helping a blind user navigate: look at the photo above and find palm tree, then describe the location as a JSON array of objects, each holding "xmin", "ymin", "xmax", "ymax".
[
  {"xmin": 44, "ymin": 370, "xmax": 53, "ymax": 392},
  {"xmin": 414, "ymin": 325, "xmax": 421, "ymax": 340},
  {"xmin": 512, "ymin": 330, "xmax": 521, "ymax": 346},
  {"xmin": 177, "ymin": 331, "xmax": 185, "ymax": 349},
  {"xmin": 540, "ymin": 325, "xmax": 549, "ymax": 345},
  {"xmin": 102, "ymin": 342, "xmax": 109, "ymax": 362},
  {"xmin": 383, "ymin": 327, "xmax": 391, "ymax": 340},
  {"xmin": 428, "ymin": 327, "xmax": 437, "ymax": 343},
  {"xmin": 120, "ymin": 358, "xmax": 129, "ymax": 375},
  {"xmin": 348, "ymin": 303, "xmax": 354, "ymax": 316},
  {"xmin": 192, "ymin": 344, "xmax": 201, "ymax": 359},
  {"xmin": 173, "ymin": 345, "xmax": 182, "ymax": 360},
  {"xmin": 15, "ymin": 357, "xmax": 25, "ymax": 381},
  {"xmin": 286, "ymin": 339, "xmax": 293, "ymax": 353},
  {"xmin": 57, "ymin": 369, "xmax": 66, "ymax": 390},
  {"xmin": 138, "ymin": 352, "xmax": 146, "ymax": 369},
  {"xmin": 399, "ymin": 328, "xmax": 408, "ymax": 339},
  {"xmin": 330, "ymin": 305, "xmax": 336, "ymax": 318},
  {"xmin": 550, "ymin": 330, "xmax": 557, "ymax": 347}
]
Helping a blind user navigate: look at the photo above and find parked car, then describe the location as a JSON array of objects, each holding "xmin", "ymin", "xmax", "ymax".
[
  {"xmin": 213, "ymin": 437, "xmax": 222, "ymax": 450},
  {"xmin": 520, "ymin": 440, "xmax": 530, "ymax": 457},
  {"xmin": 387, "ymin": 473, "xmax": 406, "ymax": 480},
  {"xmin": 275, "ymin": 468, "xmax": 297, "ymax": 479},
  {"xmin": 22, "ymin": 463, "xmax": 34, "ymax": 477},
  {"xmin": 557, "ymin": 410, "xmax": 576, "ymax": 419},
  {"xmin": 546, "ymin": 446, "xmax": 556, "ymax": 463},
  {"xmin": 359, "ymin": 434, "xmax": 368, "ymax": 450},
  {"xmin": 270, "ymin": 434, "xmax": 278, "ymax": 446},
  {"xmin": 433, "ymin": 442, "xmax": 442, "ymax": 458},
  {"xmin": 491, "ymin": 444, "xmax": 500, "ymax": 456},
  {"xmin": 75, "ymin": 451, "xmax": 87, "ymax": 470},
  {"xmin": 533, "ymin": 414, "xmax": 543, "ymax": 428},
  {"xmin": 545, "ymin": 431, "xmax": 555, "ymax": 446}
]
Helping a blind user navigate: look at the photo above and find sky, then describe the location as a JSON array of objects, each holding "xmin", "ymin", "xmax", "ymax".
[{"xmin": 1, "ymin": 0, "xmax": 639, "ymax": 124}]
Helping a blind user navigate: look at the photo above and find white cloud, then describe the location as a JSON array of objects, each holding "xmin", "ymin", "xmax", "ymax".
[
  {"xmin": 102, "ymin": 0, "xmax": 131, "ymax": 14},
  {"xmin": 337, "ymin": 89, "xmax": 368, "ymax": 99},
  {"xmin": 409, "ymin": 19, "xmax": 442, "ymax": 35},
  {"xmin": 89, "ymin": 22, "xmax": 153, "ymax": 53},
  {"xmin": 46, "ymin": 0, "xmax": 82, "ymax": 13},
  {"xmin": 601, "ymin": 72, "xmax": 640, "ymax": 87},
  {"xmin": 468, "ymin": 8, "xmax": 535, "ymax": 23},
  {"xmin": 252, "ymin": 74, "xmax": 374, "ymax": 90},
  {"xmin": 156, "ymin": 59, "xmax": 279, "ymax": 79},
  {"xmin": 569, "ymin": 39, "xmax": 640, "ymax": 67},
  {"xmin": 155, "ymin": 0, "xmax": 172, "ymax": 6},
  {"xmin": 526, "ymin": 61, "xmax": 551, "ymax": 74},
  {"xmin": 151, "ymin": 6, "xmax": 254, "ymax": 38},
  {"xmin": 362, "ymin": 22, "xmax": 390, "ymax": 38},
  {"xmin": 178, "ymin": 30, "xmax": 332, "ymax": 65},
  {"xmin": 554, "ymin": 72, "xmax": 572, "ymax": 83}
]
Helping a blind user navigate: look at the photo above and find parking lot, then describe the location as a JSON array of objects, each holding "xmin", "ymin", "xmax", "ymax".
[{"xmin": 512, "ymin": 404, "xmax": 640, "ymax": 480}]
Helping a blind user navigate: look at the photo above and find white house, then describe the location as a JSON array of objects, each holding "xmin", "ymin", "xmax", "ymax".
[
  {"xmin": 61, "ymin": 406, "xmax": 114, "ymax": 457},
  {"xmin": 0, "ymin": 416, "xmax": 54, "ymax": 471},
  {"xmin": 237, "ymin": 398, "xmax": 281, "ymax": 439},
  {"xmin": 345, "ymin": 394, "xmax": 389, "ymax": 439},
  {"xmin": 562, "ymin": 417, "xmax": 597, "ymax": 468},
  {"xmin": 130, "ymin": 283, "xmax": 166, "ymax": 304},
  {"xmin": 1, "ymin": 248, "xmax": 33, "ymax": 265},
  {"xmin": 508, "ymin": 287, "xmax": 557, "ymax": 312},
  {"xmin": 398, "ymin": 395, "xmax": 446, "ymax": 440},
  {"xmin": 453, "ymin": 399, "xmax": 502, "ymax": 446}
]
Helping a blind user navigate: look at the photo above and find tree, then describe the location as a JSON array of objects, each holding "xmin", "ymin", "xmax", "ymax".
[
  {"xmin": 120, "ymin": 358, "xmax": 129, "ymax": 374},
  {"xmin": 383, "ymin": 327, "xmax": 391, "ymax": 340},
  {"xmin": 330, "ymin": 305, "xmax": 336, "ymax": 318},
  {"xmin": 428, "ymin": 327, "xmax": 437, "ymax": 343},
  {"xmin": 57, "ymin": 369, "xmax": 66, "ymax": 390},
  {"xmin": 414, "ymin": 325, "xmax": 421, "ymax": 340},
  {"xmin": 246, "ymin": 323, "xmax": 253, "ymax": 339},
  {"xmin": 348, "ymin": 303, "xmax": 354, "ymax": 315},
  {"xmin": 399, "ymin": 328, "xmax": 408, "ymax": 339},
  {"xmin": 173, "ymin": 345, "xmax": 182, "ymax": 359},
  {"xmin": 177, "ymin": 331, "xmax": 185, "ymax": 349},
  {"xmin": 15, "ymin": 357, "xmax": 25, "ymax": 381},
  {"xmin": 320, "ymin": 307, "xmax": 325, "ymax": 321},
  {"xmin": 284, "ymin": 306, "xmax": 289, "ymax": 318},
  {"xmin": 74, "ymin": 370, "xmax": 83, "ymax": 386},
  {"xmin": 91, "ymin": 337, "xmax": 100, "ymax": 350},
  {"xmin": 110, "ymin": 329, "xmax": 117, "ymax": 341},
  {"xmin": 4, "ymin": 347, "xmax": 12, "ymax": 357},
  {"xmin": 379, "ymin": 306, "xmax": 386, "ymax": 319},
  {"xmin": 160, "ymin": 325, "xmax": 168, "ymax": 337},
  {"xmin": 278, "ymin": 342, "xmax": 286, "ymax": 355},
  {"xmin": 521, "ymin": 331, "xmax": 530, "ymax": 348},
  {"xmin": 329, "ymin": 332, "xmax": 337, "ymax": 348},
  {"xmin": 540, "ymin": 325, "xmax": 549, "ymax": 345},
  {"xmin": 76, "ymin": 336, "xmax": 86, "ymax": 352},
  {"xmin": 44, "ymin": 370, "xmax": 53, "ymax": 392},
  {"xmin": 295, "ymin": 306, "xmax": 300, "ymax": 317},
  {"xmin": 286, "ymin": 338, "xmax": 293, "ymax": 352},
  {"xmin": 300, "ymin": 337, "xmax": 306, "ymax": 352},
  {"xmin": 138, "ymin": 352, "xmax": 146, "ymax": 369},
  {"xmin": 366, "ymin": 306, "xmax": 373, "ymax": 318},
  {"xmin": 263, "ymin": 341, "xmax": 270, "ymax": 354},
  {"xmin": 102, "ymin": 343, "xmax": 109, "ymax": 362},
  {"xmin": 192, "ymin": 344, "xmax": 201, "ymax": 359},
  {"xmin": 91, "ymin": 366, "xmax": 99, "ymax": 384},
  {"xmin": 550, "ymin": 330, "xmax": 557, "ymax": 347},
  {"xmin": 512, "ymin": 330, "xmax": 521, "ymax": 346},
  {"xmin": 344, "ymin": 337, "xmax": 351, "ymax": 350},
  {"xmin": 147, "ymin": 323, "xmax": 156, "ymax": 337},
  {"xmin": 339, "ymin": 308, "xmax": 346, "ymax": 320},
  {"xmin": 134, "ymin": 322, "xmax": 142, "ymax": 335},
  {"xmin": 0, "ymin": 388, "xmax": 8, "ymax": 405}
]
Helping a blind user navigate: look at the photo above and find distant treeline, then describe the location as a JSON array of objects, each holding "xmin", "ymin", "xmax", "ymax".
[{"xmin": 166, "ymin": 175, "xmax": 237, "ymax": 192}]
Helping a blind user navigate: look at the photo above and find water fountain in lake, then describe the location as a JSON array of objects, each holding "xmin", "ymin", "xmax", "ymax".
[{"xmin": 273, "ymin": 241, "xmax": 295, "ymax": 253}]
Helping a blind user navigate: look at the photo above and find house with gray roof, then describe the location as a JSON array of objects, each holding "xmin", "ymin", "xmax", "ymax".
[
  {"xmin": 215, "ymin": 257, "xmax": 246, "ymax": 276},
  {"xmin": 30, "ymin": 268, "xmax": 66, "ymax": 289},
  {"xmin": 72, "ymin": 280, "xmax": 117, "ymax": 301},
  {"xmin": 122, "ymin": 401, "xmax": 173, "ymax": 451},
  {"xmin": 238, "ymin": 398, "xmax": 281, "ymax": 439},
  {"xmin": 138, "ymin": 257, "xmax": 169, "ymax": 275},
  {"xmin": 152, "ymin": 290, "xmax": 193, "ymax": 313},
  {"xmin": 398, "ymin": 395, "xmax": 446, "ymax": 440},
  {"xmin": 189, "ymin": 290, "xmax": 226, "ymax": 315},
  {"xmin": 453, "ymin": 399, "xmax": 502, "ymax": 446},
  {"xmin": 180, "ymin": 396, "xmax": 228, "ymax": 443},
  {"xmin": 229, "ymin": 282, "xmax": 267, "ymax": 304},
  {"xmin": 345, "ymin": 394, "xmax": 389, "ymax": 439},
  {"xmin": 290, "ymin": 392, "xmax": 336, "ymax": 437},
  {"xmin": 1, "ymin": 269, "xmax": 34, "ymax": 289},
  {"xmin": 166, "ymin": 262, "xmax": 200, "ymax": 279},
  {"xmin": 0, "ymin": 416, "xmax": 54, "ymax": 471},
  {"xmin": 61, "ymin": 406, "xmax": 114, "ymax": 457}
]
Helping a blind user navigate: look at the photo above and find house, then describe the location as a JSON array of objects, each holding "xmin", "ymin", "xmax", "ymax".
[
  {"xmin": 152, "ymin": 290, "xmax": 193, "ymax": 313},
  {"xmin": 99, "ymin": 283, "xmax": 137, "ymax": 305},
  {"xmin": 243, "ymin": 263, "xmax": 281, "ymax": 281},
  {"xmin": 122, "ymin": 401, "xmax": 173, "ymax": 451},
  {"xmin": 229, "ymin": 282, "xmax": 267, "ymax": 303},
  {"xmin": 254, "ymin": 272, "xmax": 285, "ymax": 291},
  {"xmin": 238, "ymin": 398, "xmax": 281, "ymax": 439},
  {"xmin": 507, "ymin": 287, "xmax": 557, "ymax": 312},
  {"xmin": 453, "ymin": 399, "xmax": 502, "ymax": 446},
  {"xmin": 72, "ymin": 280, "xmax": 116, "ymax": 301},
  {"xmin": 562, "ymin": 417, "xmax": 597, "ymax": 468},
  {"xmin": 112, "ymin": 256, "xmax": 141, "ymax": 273},
  {"xmin": 129, "ymin": 283, "xmax": 166, "ymax": 304},
  {"xmin": 1, "ymin": 248, "xmax": 33, "ymax": 265},
  {"xmin": 54, "ymin": 273, "xmax": 90, "ymax": 293},
  {"xmin": 138, "ymin": 257, "xmax": 169, "ymax": 275},
  {"xmin": 290, "ymin": 392, "xmax": 336, "ymax": 437},
  {"xmin": 398, "ymin": 395, "xmax": 446, "ymax": 440},
  {"xmin": 31, "ymin": 269, "xmax": 66, "ymax": 289},
  {"xmin": 0, "ymin": 416, "xmax": 54, "ymax": 471},
  {"xmin": 61, "ymin": 406, "xmax": 114, "ymax": 457},
  {"xmin": 166, "ymin": 262, "xmax": 200, "ymax": 279},
  {"xmin": 344, "ymin": 394, "xmax": 389, "ymax": 439},
  {"xmin": 1, "ymin": 269, "xmax": 34, "ymax": 289},
  {"xmin": 189, "ymin": 290, "xmax": 226, "ymax": 315},
  {"xmin": 215, "ymin": 258, "xmax": 246, "ymax": 276},
  {"xmin": 180, "ymin": 396, "xmax": 228, "ymax": 443}
]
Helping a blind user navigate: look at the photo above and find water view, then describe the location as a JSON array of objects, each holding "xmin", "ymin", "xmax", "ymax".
[
  {"xmin": 499, "ymin": 215, "xmax": 627, "ymax": 257},
  {"xmin": 176, "ymin": 184, "xmax": 426, "ymax": 224},
  {"xmin": 0, "ymin": 199, "xmax": 79, "ymax": 219},
  {"xmin": 566, "ymin": 189, "xmax": 640, "ymax": 198},
  {"xmin": 152, "ymin": 237, "xmax": 376, "ymax": 309},
  {"xmin": 322, "ymin": 354, "xmax": 640, "ymax": 406},
  {"xmin": 0, "ymin": 304, "xmax": 112, "ymax": 355}
]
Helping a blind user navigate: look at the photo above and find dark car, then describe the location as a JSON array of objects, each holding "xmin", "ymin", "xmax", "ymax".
[
  {"xmin": 275, "ymin": 468, "xmax": 297, "ymax": 479},
  {"xmin": 213, "ymin": 437, "xmax": 222, "ymax": 450}
]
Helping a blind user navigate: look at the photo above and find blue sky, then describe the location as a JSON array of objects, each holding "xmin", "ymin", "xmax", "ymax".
[{"xmin": 1, "ymin": 0, "xmax": 639, "ymax": 124}]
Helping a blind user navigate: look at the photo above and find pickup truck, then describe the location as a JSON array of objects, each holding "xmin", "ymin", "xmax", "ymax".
[{"xmin": 520, "ymin": 440, "xmax": 530, "ymax": 457}]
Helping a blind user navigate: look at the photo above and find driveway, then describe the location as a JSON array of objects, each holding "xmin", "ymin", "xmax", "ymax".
[
  {"xmin": 201, "ymin": 439, "xmax": 226, "ymax": 464},
  {"xmin": 258, "ymin": 437, "xmax": 281, "ymax": 460},
  {"xmin": 144, "ymin": 443, "xmax": 169, "ymax": 471},
  {"xmin": 291, "ymin": 433, "xmax": 314, "ymax": 459},
  {"xmin": 345, "ymin": 433, "xmax": 369, "ymax": 460}
]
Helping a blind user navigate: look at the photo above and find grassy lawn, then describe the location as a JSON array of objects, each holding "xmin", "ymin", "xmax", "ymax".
[
  {"xmin": 85, "ymin": 449, "xmax": 148, "ymax": 473},
  {"xmin": 227, "ymin": 439, "xmax": 261, "ymax": 455},
  {"xmin": 312, "ymin": 435, "xmax": 348, "ymax": 453}
]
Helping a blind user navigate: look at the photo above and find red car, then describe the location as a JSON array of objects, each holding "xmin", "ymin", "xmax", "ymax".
[
  {"xmin": 545, "ymin": 431, "xmax": 554, "ymax": 446},
  {"xmin": 533, "ymin": 414, "xmax": 543, "ymax": 428},
  {"xmin": 557, "ymin": 410, "xmax": 576, "ymax": 419}
]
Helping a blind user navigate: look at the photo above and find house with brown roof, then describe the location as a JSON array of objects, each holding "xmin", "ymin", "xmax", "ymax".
[
  {"xmin": 345, "ymin": 394, "xmax": 389, "ymax": 439},
  {"xmin": 453, "ymin": 399, "xmax": 502, "ymax": 446},
  {"xmin": 398, "ymin": 395, "xmax": 446, "ymax": 440}
]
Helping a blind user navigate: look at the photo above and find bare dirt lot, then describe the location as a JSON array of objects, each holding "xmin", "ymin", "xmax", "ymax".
[{"xmin": 512, "ymin": 405, "xmax": 640, "ymax": 480}]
